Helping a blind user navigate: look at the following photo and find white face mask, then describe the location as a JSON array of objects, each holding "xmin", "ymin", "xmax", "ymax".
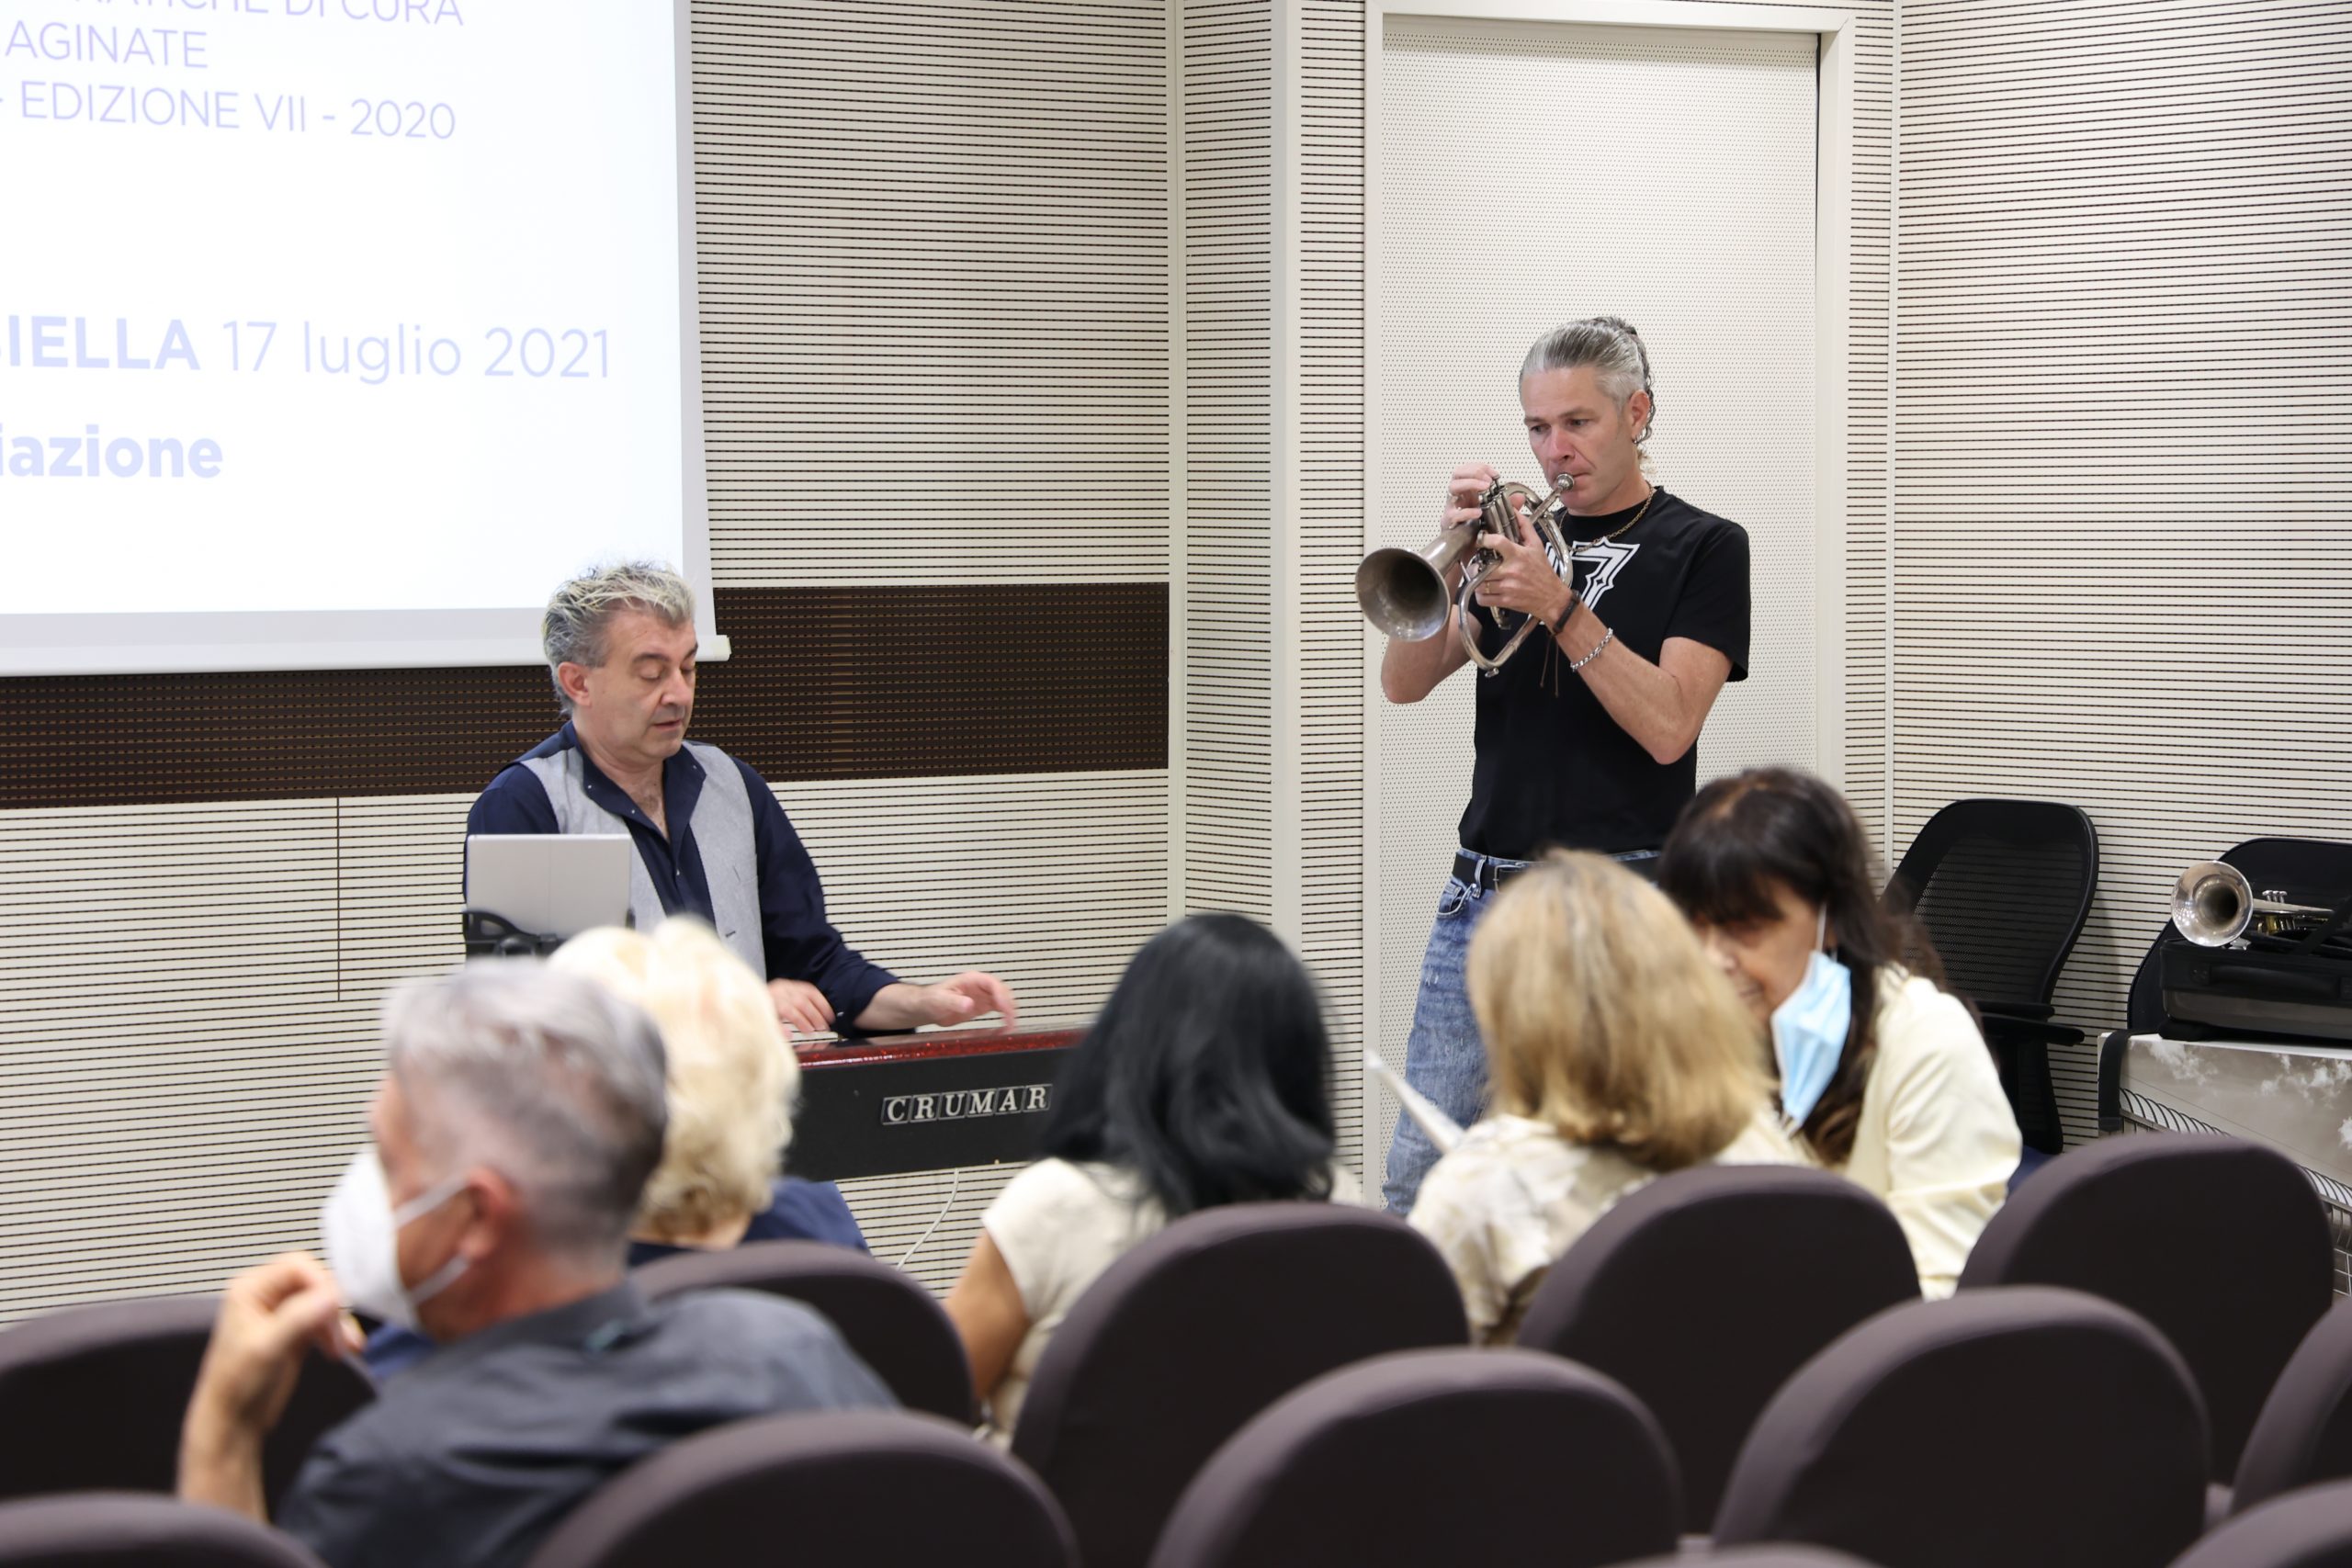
[{"xmin": 320, "ymin": 1145, "xmax": 470, "ymax": 1334}]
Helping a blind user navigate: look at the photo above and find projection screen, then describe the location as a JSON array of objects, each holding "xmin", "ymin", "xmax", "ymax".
[{"xmin": 0, "ymin": 0, "xmax": 725, "ymax": 674}]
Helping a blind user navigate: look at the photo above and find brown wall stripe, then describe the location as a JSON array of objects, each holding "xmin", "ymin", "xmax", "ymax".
[{"xmin": 0, "ymin": 585, "xmax": 1168, "ymax": 808}]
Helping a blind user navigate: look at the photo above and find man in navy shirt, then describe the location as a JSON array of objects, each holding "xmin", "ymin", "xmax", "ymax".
[{"xmin": 469, "ymin": 561, "xmax": 1016, "ymax": 1035}]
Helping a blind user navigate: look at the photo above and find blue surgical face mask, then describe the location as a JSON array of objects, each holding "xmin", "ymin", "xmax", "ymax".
[{"xmin": 1771, "ymin": 907, "xmax": 1852, "ymax": 1133}]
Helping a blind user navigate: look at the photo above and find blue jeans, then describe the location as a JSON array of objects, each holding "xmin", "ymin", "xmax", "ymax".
[{"xmin": 1381, "ymin": 847, "xmax": 1661, "ymax": 1215}]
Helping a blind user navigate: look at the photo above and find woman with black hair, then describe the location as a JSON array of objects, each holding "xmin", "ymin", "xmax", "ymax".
[
  {"xmin": 1659, "ymin": 768, "xmax": 2020, "ymax": 1297},
  {"xmin": 943, "ymin": 914, "xmax": 1354, "ymax": 1438}
]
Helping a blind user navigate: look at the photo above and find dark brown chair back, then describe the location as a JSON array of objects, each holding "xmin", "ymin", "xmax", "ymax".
[
  {"xmin": 2233, "ymin": 1299, "xmax": 2352, "ymax": 1515},
  {"xmin": 1956, "ymin": 1131, "xmax": 2334, "ymax": 1476},
  {"xmin": 1516, "ymin": 1163, "xmax": 1919, "ymax": 1530},
  {"xmin": 1614, "ymin": 1551, "xmax": 1882, "ymax": 1568},
  {"xmin": 2174, "ymin": 1480, "xmax": 2352, "ymax": 1568},
  {"xmin": 1714, "ymin": 1287, "xmax": 2206, "ymax": 1568},
  {"xmin": 1147, "ymin": 1348, "xmax": 1677, "ymax": 1568},
  {"xmin": 0, "ymin": 1296, "xmax": 371, "ymax": 1506},
  {"xmin": 524, "ymin": 1410, "xmax": 1075, "ymax": 1568},
  {"xmin": 0, "ymin": 1493, "xmax": 328, "ymax": 1566},
  {"xmin": 633, "ymin": 1238, "xmax": 973, "ymax": 1421},
  {"xmin": 1011, "ymin": 1202, "xmax": 1468, "ymax": 1568}
]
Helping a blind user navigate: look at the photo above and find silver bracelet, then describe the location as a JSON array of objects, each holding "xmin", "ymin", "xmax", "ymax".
[{"xmin": 1568, "ymin": 626, "xmax": 1614, "ymax": 671}]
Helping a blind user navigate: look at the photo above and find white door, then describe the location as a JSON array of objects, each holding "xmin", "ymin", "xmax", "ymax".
[{"xmin": 1368, "ymin": 14, "xmax": 1824, "ymax": 1173}]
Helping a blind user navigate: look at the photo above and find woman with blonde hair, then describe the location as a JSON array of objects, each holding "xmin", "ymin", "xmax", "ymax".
[
  {"xmin": 1408, "ymin": 851, "xmax": 1794, "ymax": 1343},
  {"xmin": 360, "ymin": 919, "xmax": 865, "ymax": 1376},
  {"xmin": 552, "ymin": 919, "xmax": 866, "ymax": 1261}
]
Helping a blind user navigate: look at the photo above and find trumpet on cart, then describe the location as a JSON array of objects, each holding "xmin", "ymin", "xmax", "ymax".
[{"xmin": 2171, "ymin": 861, "xmax": 2349, "ymax": 947}]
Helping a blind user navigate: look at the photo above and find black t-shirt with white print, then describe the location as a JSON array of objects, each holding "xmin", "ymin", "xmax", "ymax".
[{"xmin": 1456, "ymin": 485, "xmax": 1750, "ymax": 861}]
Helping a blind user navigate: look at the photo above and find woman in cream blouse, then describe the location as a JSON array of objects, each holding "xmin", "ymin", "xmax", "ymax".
[{"xmin": 1659, "ymin": 767, "xmax": 2022, "ymax": 1297}]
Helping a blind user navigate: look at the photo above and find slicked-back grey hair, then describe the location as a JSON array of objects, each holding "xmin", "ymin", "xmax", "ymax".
[
  {"xmin": 382, "ymin": 962, "xmax": 669, "ymax": 1265},
  {"xmin": 1521, "ymin": 316, "xmax": 1657, "ymax": 447},
  {"xmin": 542, "ymin": 560, "xmax": 695, "ymax": 715}
]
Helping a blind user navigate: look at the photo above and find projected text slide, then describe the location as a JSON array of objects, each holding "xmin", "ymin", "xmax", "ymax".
[{"xmin": 0, "ymin": 1, "xmax": 691, "ymax": 641}]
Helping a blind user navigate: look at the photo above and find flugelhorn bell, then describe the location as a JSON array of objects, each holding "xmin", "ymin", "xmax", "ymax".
[
  {"xmin": 1356, "ymin": 475, "xmax": 1577, "ymax": 671},
  {"xmin": 2171, "ymin": 860, "xmax": 2337, "ymax": 947},
  {"xmin": 1356, "ymin": 529, "xmax": 1480, "ymax": 642}
]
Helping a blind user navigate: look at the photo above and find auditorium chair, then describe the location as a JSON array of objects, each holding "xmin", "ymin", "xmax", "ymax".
[
  {"xmin": 524, "ymin": 1410, "xmax": 1076, "ymax": 1568},
  {"xmin": 1513, "ymin": 1164, "xmax": 1919, "ymax": 1531},
  {"xmin": 1713, "ymin": 1287, "xmax": 2207, "ymax": 1568},
  {"xmin": 2170, "ymin": 1480, "xmax": 2352, "ymax": 1568},
  {"xmin": 632, "ymin": 1238, "xmax": 974, "ymax": 1421},
  {"xmin": 1955, "ymin": 1132, "xmax": 2334, "ymax": 1480},
  {"xmin": 1886, "ymin": 798, "xmax": 2098, "ymax": 1156},
  {"xmin": 1010, "ymin": 1202, "xmax": 1470, "ymax": 1568},
  {"xmin": 0, "ymin": 1493, "xmax": 327, "ymax": 1566},
  {"xmin": 0, "ymin": 1295, "xmax": 372, "ymax": 1506},
  {"xmin": 1613, "ymin": 1550, "xmax": 1881, "ymax": 1567},
  {"xmin": 2229, "ymin": 1299, "xmax": 2352, "ymax": 1516},
  {"xmin": 1145, "ymin": 1348, "xmax": 1678, "ymax": 1568}
]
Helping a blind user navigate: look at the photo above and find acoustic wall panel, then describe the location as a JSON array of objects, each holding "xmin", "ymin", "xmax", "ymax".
[
  {"xmin": 772, "ymin": 770, "xmax": 1172, "ymax": 1028},
  {"xmin": 1299, "ymin": 0, "xmax": 1371, "ymax": 1169},
  {"xmin": 0, "ymin": 801, "xmax": 413, "ymax": 1322},
  {"xmin": 1, "ymin": 7, "xmax": 1176, "ymax": 1319},
  {"xmin": 839, "ymin": 1164, "xmax": 1023, "ymax": 1295},
  {"xmin": 1891, "ymin": 0, "xmax": 2352, "ymax": 1137},
  {"xmin": 0, "ymin": 772, "xmax": 1165, "ymax": 1324},
  {"xmin": 691, "ymin": 0, "xmax": 1173, "ymax": 584},
  {"xmin": 1179, "ymin": 0, "xmax": 1278, "ymax": 924},
  {"xmin": 1842, "ymin": 6, "xmax": 1895, "ymax": 850}
]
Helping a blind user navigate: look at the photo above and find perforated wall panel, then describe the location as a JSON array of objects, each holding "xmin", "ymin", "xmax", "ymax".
[
  {"xmin": 1367, "ymin": 15, "xmax": 1829, "ymax": 1171},
  {"xmin": 1891, "ymin": 0, "xmax": 2352, "ymax": 1140},
  {"xmin": 1299, "ymin": 0, "xmax": 1370, "ymax": 1171},
  {"xmin": 1178, "ymin": 0, "xmax": 1276, "ymax": 924},
  {"xmin": 772, "ymin": 771, "xmax": 1171, "ymax": 1028},
  {"xmin": 0, "ymin": 772, "xmax": 1163, "ymax": 1322},
  {"xmin": 840, "ymin": 1164, "xmax": 1024, "ymax": 1295},
  {"xmin": 0, "ymin": 799, "xmax": 446, "ymax": 1321},
  {"xmin": 1, "ymin": 6, "xmax": 1176, "ymax": 1319},
  {"xmin": 1842, "ymin": 5, "xmax": 1895, "ymax": 850},
  {"xmin": 690, "ymin": 0, "xmax": 1172, "ymax": 585}
]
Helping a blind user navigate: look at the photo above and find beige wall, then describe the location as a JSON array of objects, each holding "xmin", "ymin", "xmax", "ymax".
[
  {"xmin": 7, "ymin": 0, "xmax": 2345, "ymax": 1315},
  {"xmin": 0, "ymin": 0, "xmax": 1178, "ymax": 1318},
  {"xmin": 1891, "ymin": 0, "xmax": 2352, "ymax": 1135}
]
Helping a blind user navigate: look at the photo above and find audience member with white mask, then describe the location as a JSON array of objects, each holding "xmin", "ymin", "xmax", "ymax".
[
  {"xmin": 1657, "ymin": 766, "xmax": 2021, "ymax": 1297},
  {"xmin": 176, "ymin": 961, "xmax": 892, "ymax": 1568}
]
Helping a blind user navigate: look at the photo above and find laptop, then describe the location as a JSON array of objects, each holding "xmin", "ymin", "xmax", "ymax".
[{"xmin": 464, "ymin": 834, "xmax": 635, "ymax": 942}]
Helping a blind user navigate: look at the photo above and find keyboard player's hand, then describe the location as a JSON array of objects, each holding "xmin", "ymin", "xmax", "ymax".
[
  {"xmin": 767, "ymin": 978, "xmax": 836, "ymax": 1036},
  {"xmin": 920, "ymin": 971, "xmax": 1019, "ymax": 1030}
]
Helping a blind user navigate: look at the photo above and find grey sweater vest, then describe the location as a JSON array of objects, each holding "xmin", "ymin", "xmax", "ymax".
[{"xmin": 519, "ymin": 740, "xmax": 767, "ymax": 978}]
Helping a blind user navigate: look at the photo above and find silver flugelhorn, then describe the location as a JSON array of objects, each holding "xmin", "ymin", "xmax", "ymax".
[
  {"xmin": 2171, "ymin": 861, "xmax": 2339, "ymax": 947},
  {"xmin": 1356, "ymin": 475, "xmax": 1576, "ymax": 675}
]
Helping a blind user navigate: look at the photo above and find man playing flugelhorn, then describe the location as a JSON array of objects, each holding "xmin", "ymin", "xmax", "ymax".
[{"xmin": 1377, "ymin": 317, "xmax": 1752, "ymax": 1214}]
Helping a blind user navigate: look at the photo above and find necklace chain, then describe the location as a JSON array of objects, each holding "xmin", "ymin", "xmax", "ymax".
[{"xmin": 1573, "ymin": 484, "xmax": 1655, "ymax": 548}]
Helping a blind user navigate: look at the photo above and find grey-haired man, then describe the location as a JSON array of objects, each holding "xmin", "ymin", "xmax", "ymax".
[
  {"xmin": 468, "ymin": 560, "xmax": 1016, "ymax": 1036},
  {"xmin": 1376, "ymin": 319, "xmax": 1751, "ymax": 1213},
  {"xmin": 177, "ymin": 964, "xmax": 894, "ymax": 1568}
]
